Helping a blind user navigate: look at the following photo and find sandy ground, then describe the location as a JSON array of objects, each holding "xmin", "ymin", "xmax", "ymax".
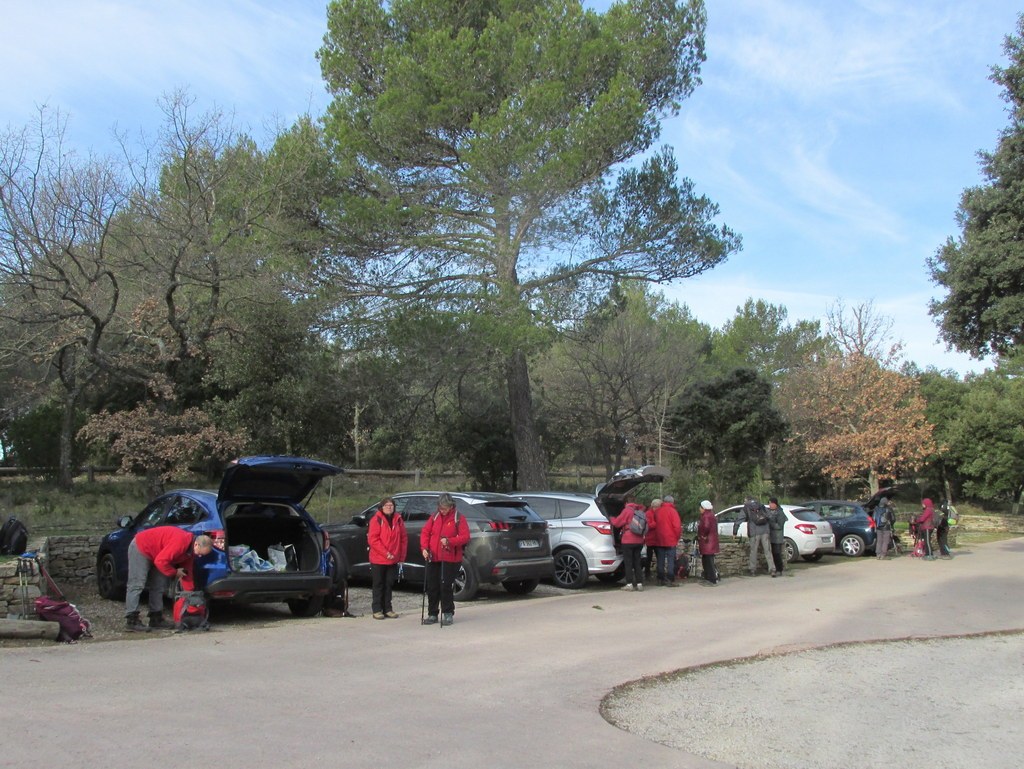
[{"xmin": 604, "ymin": 631, "xmax": 1024, "ymax": 769}]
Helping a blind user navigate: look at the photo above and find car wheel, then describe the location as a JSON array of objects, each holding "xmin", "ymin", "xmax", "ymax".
[
  {"xmin": 783, "ymin": 538, "xmax": 798, "ymax": 564},
  {"xmin": 503, "ymin": 578, "xmax": 539, "ymax": 595},
  {"xmin": 96, "ymin": 553, "xmax": 125, "ymax": 600},
  {"xmin": 552, "ymin": 547, "xmax": 589, "ymax": 589},
  {"xmin": 596, "ymin": 565, "xmax": 625, "ymax": 584},
  {"xmin": 452, "ymin": 561, "xmax": 479, "ymax": 602},
  {"xmin": 802, "ymin": 553, "xmax": 824, "ymax": 562},
  {"xmin": 287, "ymin": 594, "xmax": 325, "ymax": 617},
  {"xmin": 840, "ymin": 534, "xmax": 865, "ymax": 557}
]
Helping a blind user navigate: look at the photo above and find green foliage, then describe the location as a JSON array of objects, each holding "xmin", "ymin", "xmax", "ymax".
[
  {"xmin": 929, "ymin": 15, "xmax": 1024, "ymax": 357},
  {"xmin": 669, "ymin": 367, "xmax": 787, "ymax": 500},
  {"xmin": 711, "ymin": 299, "xmax": 828, "ymax": 375},
  {"xmin": 944, "ymin": 371, "xmax": 1024, "ymax": 505},
  {"xmin": 5, "ymin": 402, "xmax": 86, "ymax": 475}
]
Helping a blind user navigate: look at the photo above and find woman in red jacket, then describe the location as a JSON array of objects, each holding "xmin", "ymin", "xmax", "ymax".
[
  {"xmin": 419, "ymin": 494, "xmax": 470, "ymax": 626},
  {"xmin": 611, "ymin": 494, "xmax": 653, "ymax": 592},
  {"xmin": 368, "ymin": 497, "xmax": 408, "ymax": 619},
  {"xmin": 914, "ymin": 498, "xmax": 937, "ymax": 561}
]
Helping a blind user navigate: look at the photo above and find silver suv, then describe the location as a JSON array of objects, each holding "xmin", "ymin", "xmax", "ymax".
[{"xmin": 514, "ymin": 465, "xmax": 670, "ymax": 589}]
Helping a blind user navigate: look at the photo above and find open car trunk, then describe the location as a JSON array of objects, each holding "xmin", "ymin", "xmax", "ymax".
[{"xmin": 223, "ymin": 502, "xmax": 322, "ymax": 573}]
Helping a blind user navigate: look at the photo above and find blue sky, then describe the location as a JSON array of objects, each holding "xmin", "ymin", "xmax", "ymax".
[{"xmin": 2, "ymin": 1, "xmax": 1019, "ymax": 375}]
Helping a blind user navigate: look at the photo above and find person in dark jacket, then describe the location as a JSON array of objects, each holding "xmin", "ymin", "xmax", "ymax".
[
  {"xmin": 914, "ymin": 498, "xmax": 937, "ymax": 561},
  {"xmin": 935, "ymin": 502, "xmax": 953, "ymax": 559},
  {"xmin": 612, "ymin": 494, "xmax": 653, "ymax": 592},
  {"xmin": 125, "ymin": 526, "xmax": 213, "ymax": 631},
  {"xmin": 734, "ymin": 497, "xmax": 775, "ymax": 577},
  {"xmin": 766, "ymin": 497, "xmax": 786, "ymax": 576},
  {"xmin": 696, "ymin": 500, "xmax": 720, "ymax": 585},
  {"xmin": 420, "ymin": 494, "xmax": 471, "ymax": 626},
  {"xmin": 368, "ymin": 497, "xmax": 408, "ymax": 619},
  {"xmin": 874, "ymin": 497, "xmax": 895, "ymax": 559}
]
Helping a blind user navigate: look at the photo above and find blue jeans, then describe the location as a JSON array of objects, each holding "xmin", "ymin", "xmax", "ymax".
[{"xmin": 655, "ymin": 546, "xmax": 677, "ymax": 583}]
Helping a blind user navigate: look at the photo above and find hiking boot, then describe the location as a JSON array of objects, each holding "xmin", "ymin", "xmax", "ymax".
[
  {"xmin": 440, "ymin": 613, "xmax": 454, "ymax": 626},
  {"xmin": 372, "ymin": 612, "xmax": 386, "ymax": 620},
  {"xmin": 384, "ymin": 611, "xmax": 399, "ymax": 619},
  {"xmin": 125, "ymin": 612, "xmax": 146, "ymax": 632},
  {"xmin": 422, "ymin": 615, "xmax": 438, "ymax": 625},
  {"xmin": 147, "ymin": 611, "xmax": 172, "ymax": 630}
]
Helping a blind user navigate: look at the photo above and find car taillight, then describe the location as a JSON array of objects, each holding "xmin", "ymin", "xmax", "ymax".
[
  {"xmin": 487, "ymin": 521, "xmax": 511, "ymax": 531},
  {"xmin": 583, "ymin": 521, "xmax": 613, "ymax": 536},
  {"xmin": 795, "ymin": 524, "xmax": 817, "ymax": 535}
]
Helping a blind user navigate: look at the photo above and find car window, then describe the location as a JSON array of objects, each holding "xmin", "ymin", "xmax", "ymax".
[
  {"xmin": 560, "ymin": 499, "xmax": 592, "ymax": 518},
  {"xmin": 166, "ymin": 496, "xmax": 207, "ymax": 525},
  {"xmin": 399, "ymin": 496, "xmax": 436, "ymax": 522},
  {"xmin": 789, "ymin": 507, "xmax": 823, "ymax": 522},
  {"xmin": 138, "ymin": 498, "xmax": 170, "ymax": 528},
  {"xmin": 717, "ymin": 507, "xmax": 744, "ymax": 524},
  {"xmin": 520, "ymin": 497, "xmax": 560, "ymax": 520},
  {"xmin": 474, "ymin": 501, "xmax": 542, "ymax": 522},
  {"xmin": 822, "ymin": 504, "xmax": 851, "ymax": 519}
]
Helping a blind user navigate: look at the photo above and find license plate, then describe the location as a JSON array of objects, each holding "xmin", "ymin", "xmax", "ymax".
[{"xmin": 518, "ymin": 539, "xmax": 540, "ymax": 549}]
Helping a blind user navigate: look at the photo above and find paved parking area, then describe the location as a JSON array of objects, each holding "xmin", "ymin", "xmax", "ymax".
[{"xmin": 3, "ymin": 539, "xmax": 1022, "ymax": 769}]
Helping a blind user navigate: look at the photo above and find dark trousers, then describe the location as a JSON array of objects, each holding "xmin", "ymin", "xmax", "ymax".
[
  {"xmin": 701, "ymin": 553, "xmax": 718, "ymax": 584},
  {"xmin": 371, "ymin": 563, "xmax": 397, "ymax": 613},
  {"xmin": 922, "ymin": 530, "xmax": 934, "ymax": 557},
  {"xmin": 770, "ymin": 542, "xmax": 785, "ymax": 573},
  {"xmin": 425, "ymin": 560, "xmax": 456, "ymax": 615},
  {"xmin": 936, "ymin": 528, "xmax": 951, "ymax": 556},
  {"xmin": 655, "ymin": 546, "xmax": 676, "ymax": 583},
  {"xmin": 622, "ymin": 543, "xmax": 644, "ymax": 586}
]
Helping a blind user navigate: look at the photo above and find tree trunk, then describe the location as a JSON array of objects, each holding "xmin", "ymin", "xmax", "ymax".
[
  {"xmin": 58, "ymin": 393, "xmax": 77, "ymax": 492},
  {"xmin": 506, "ymin": 350, "xmax": 546, "ymax": 490}
]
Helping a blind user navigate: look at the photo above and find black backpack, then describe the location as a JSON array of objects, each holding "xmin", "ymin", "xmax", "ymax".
[
  {"xmin": 751, "ymin": 504, "xmax": 769, "ymax": 526},
  {"xmin": 0, "ymin": 516, "xmax": 29, "ymax": 555}
]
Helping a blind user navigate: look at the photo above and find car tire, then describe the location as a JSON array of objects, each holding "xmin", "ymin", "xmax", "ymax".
[
  {"xmin": 552, "ymin": 547, "xmax": 589, "ymax": 589},
  {"xmin": 783, "ymin": 538, "xmax": 798, "ymax": 564},
  {"xmin": 840, "ymin": 534, "xmax": 865, "ymax": 557},
  {"xmin": 96, "ymin": 552, "xmax": 125, "ymax": 600},
  {"xmin": 452, "ymin": 561, "xmax": 479, "ymax": 602},
  {"xmin": 801, "ymin": 553, "xmax": 824, "ymax": 562},
  {"xmin": 503, "ymin": 578, "xmax": 539, "ymax": 595}
]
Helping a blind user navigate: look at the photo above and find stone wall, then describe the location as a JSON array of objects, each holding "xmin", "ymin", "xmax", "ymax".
[{"xmin": 1, "ymin": 535, "xmax": 102, "ymax": 616}]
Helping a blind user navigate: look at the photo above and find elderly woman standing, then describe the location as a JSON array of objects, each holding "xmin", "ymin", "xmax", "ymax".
[
  {"xmin": 696, "ymin": 500, "xmax": 720, "ymax": 585},
  {"xmin": 368, "ymin": 497, "xmax": 408, "ymax": 620}
]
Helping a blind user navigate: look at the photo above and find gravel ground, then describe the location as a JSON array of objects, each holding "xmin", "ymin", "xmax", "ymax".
[{"xmin": 602, "ymin": 631, "xmax": 1024, "ymax": 769}]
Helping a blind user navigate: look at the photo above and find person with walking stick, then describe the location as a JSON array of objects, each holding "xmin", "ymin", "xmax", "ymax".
[{"xmin": 420, "ymin": 494, "xmax": 470, "ymax": 627}]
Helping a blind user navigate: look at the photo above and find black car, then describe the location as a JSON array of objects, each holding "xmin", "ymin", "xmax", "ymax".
[
  {"xmin": 323, "ymin": 492, "xmax": 553, "ymax": 601},
  {"xmin": 95, "ymin": 456, "xmax": 343, "ymax": 616},
  {"xmin": 799, "ymin": 499, "xmax": 877, "ymax": 556}
]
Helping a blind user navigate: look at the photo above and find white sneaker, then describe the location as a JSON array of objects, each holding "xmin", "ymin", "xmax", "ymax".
[
  {"xmin": 636, "ymin": 583, "xmax": 644, "ymax": 592},
  {"xmin": 621, "ymin": 584, "xmax": 634, "ymax": 591}
]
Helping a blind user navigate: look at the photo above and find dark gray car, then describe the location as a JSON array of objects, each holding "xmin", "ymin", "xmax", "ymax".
[{"xmin": 323, "ymin": 491, "xmax": 553, "ymax": 601}]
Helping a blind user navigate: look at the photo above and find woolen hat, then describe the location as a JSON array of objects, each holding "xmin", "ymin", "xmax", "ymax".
[{"xmin": 700, "ymin": 500, "xmax": 713, "ymax": 510}]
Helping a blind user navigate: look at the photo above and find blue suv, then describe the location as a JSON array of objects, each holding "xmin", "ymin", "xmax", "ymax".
[
  {"xmin": 799, "ymin": 499, "xmax": 877, "ymax": 557},
  {"xmin": 95, "ymin": 456, "xmax": 343, "ymax": 616}
]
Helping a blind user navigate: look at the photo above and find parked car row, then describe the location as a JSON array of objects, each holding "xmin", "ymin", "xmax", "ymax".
[{"xmin": 93, "ymin": 455, "xmax": 890, "ymax": 618}]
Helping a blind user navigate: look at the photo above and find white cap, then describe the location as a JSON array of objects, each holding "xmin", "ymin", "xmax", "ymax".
[{"xmin": 700, "ymin": 500, "xmax": 713, "ymax": 510}]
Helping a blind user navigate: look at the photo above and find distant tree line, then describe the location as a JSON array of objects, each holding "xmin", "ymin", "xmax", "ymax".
[{"xmin": 1, "ymin": 3, "xmax": 1023, "ymax": 514}]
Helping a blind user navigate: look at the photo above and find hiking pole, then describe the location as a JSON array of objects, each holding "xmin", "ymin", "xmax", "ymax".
[
  {"xmin": 439, "ymin": 559, "xmax": 445, "ymax": 631},
  {"xmin": 420, "ymin": 555, "xmax": 429, "ymax": 624}
]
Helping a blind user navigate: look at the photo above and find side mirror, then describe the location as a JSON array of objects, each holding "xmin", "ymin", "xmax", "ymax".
[{"xmin": 116, "ymin": 514, "xmax": 134, "ymax": 529}]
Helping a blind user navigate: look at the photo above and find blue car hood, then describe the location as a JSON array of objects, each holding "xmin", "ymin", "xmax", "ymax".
[{"xmin": 218, "ymin": 456, "xmax": 343, "ymax": 506}]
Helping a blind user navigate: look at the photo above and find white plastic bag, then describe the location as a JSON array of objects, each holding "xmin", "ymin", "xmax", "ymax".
[{"xmin": 267, "ymin": 545, "xmax": 289, "ymax": 572}]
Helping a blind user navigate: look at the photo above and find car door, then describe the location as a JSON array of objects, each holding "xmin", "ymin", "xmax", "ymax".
[{"xmin": 717, "ymin": 506, "xmax": 747, "ymax": 537}]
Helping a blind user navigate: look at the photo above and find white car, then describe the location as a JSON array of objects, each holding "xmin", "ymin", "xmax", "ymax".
[
  {"xmin": 714, "ymin": 504, "xmax": 834, "ymax": 563},
  {"xmin": 514, "ymin": 465, "xmax": 671, "ymax": 589}
]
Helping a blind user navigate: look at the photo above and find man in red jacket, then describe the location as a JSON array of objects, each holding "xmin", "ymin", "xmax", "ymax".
[
  {"xmin": 125, "ymin": 526, "xmax": 213, "ymax": 631},
  {"xmin": 654, "ymin": 495, "xmax": 683, "ymax": 586},
  {"xmin": 420, "ymin": 494, "xmax": 470, "ymax": 626}
]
